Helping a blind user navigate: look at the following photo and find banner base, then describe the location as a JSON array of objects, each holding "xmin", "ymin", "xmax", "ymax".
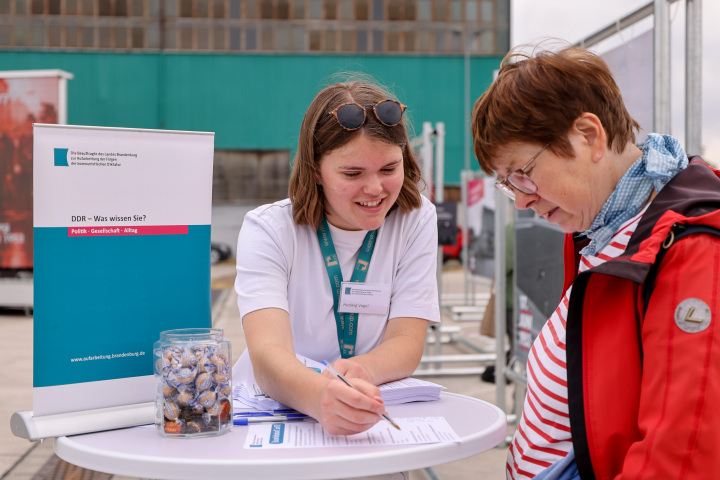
[{"xmin": 10, "ymin": 402, "xmax": 154, "ymax": 442}]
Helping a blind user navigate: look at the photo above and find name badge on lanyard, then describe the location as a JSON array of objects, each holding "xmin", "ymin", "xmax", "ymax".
[
  {"xmin": 338, "ymin": 282, "xmax": 391, "ymax": 315},
  {"xmin": 317, "ymin": 218, "xmax": 379, "ymax": 359}
]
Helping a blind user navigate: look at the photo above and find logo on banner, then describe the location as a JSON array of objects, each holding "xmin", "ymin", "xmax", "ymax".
[{"xmin": 54, "ymin": 148, "xmax": 69, "ymax": 166}]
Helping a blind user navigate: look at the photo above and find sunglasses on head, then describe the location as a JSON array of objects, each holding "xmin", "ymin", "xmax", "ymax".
[{"xmin": 327, "ymin": 99, "xmax": 407, "ymax": 131}]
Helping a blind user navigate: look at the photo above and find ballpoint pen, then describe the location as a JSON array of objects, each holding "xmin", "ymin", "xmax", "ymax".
[
  {"xmin": 321, "ymin": 360, "xmax": 401, "ymax": 431},
  {"xmin": 233, "ymin": 414, "xmax": 309, "ymax": 426}
]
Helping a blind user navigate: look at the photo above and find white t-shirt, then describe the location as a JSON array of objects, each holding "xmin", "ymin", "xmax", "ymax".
[{"xmin": 234, "ymin": 195, "xmax": 441, "ymax": 371}]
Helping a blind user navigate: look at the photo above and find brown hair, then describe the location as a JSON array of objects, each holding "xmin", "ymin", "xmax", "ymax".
[
  {"xmin": 471, "ymin": 42, "xmax": 640, "ymax": 174},
  {"xmin": 289, "ymin": 79, "xmax": 424, "ymax": 227}
]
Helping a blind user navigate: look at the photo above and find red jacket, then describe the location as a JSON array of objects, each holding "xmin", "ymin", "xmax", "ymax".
[{"xmin": 564, "ymin": 159, "xmax": 720, "ymax": 479}]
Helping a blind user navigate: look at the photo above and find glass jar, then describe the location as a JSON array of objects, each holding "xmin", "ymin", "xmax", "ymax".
[{"xmin": 153, "ymin": 328, "xmax": 232, "ymax": 438}]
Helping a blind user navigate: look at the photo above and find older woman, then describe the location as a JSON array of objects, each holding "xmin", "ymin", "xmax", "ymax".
[{"xmin": 472, "ymin": 44, "xmax": 720, "ymax": 479}]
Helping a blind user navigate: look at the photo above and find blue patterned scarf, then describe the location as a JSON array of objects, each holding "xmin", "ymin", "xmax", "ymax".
[{"xmin": 580, "ymin": 134, "xmax": 688, "ymax": 256}]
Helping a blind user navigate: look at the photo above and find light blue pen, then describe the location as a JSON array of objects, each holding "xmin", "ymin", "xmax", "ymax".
[
  {"xmin": 233, "ymin": 414, "xmax": 309, "ymax": 426},
  {"xmin": 321, "ymin": 360, "xmax": 401, "ymax": 431}
]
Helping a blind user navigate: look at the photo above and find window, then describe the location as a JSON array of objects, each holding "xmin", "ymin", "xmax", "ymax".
[
  {"xmin": 197, "ymin": 0, "xmax": 209, "ymax": 17},
  {"xmin": 212, "ymin": 0, "xmax": 225, "ymax": 17},
  {"xmin": 278, "ymin": 0, "xmax": 289, "ymax": 19},
  {"xmin": 164, "ymin": 27, "xmax": 177, "ymax": 49},
  {"xmin": 0, "ymin": 26, "xmax": 9, "ymax": 46},
  {"xmin": 30, "ymin": 24, "xmax": 44, "ymax": 46},
  {"xmin": 180, "ymin": 0, "xmax": 193, "ymax": 17},
  {"xmin": 132, "ymin": 26, "xmax": 144, "ymax": 47},
  {"xmin": 165, "ymin": 0, "xmax": 177, "ymax": 16},
  {"xmin": 149, "ymin": 0, "xmax": 160, "ymax": 16},
  {"xmin": 403, "ymin": 31, "xmax": 415, "ymax": 51},
  {"xmin": 147, "ymin": 24, "xmax": 160, "ymax": 47},
  {"xmin": 417, "ymin": 0, "xmax": 430, "ymax": 21},
  {"xmin": 388, "ymin": 1, "xmax": 399, "ymax": 20},
  {"xmin": 275, "ymin": 25, "xmax": 290, "ymax": 50},
  {"xmin": 481, "ymin": 0, "xmax": 492, "ymax": 20},
  {"xmin": 340, "ymin": 0, "xmax": 353, "ymax": 20},
  {"xmin": 49, "ymin": 25, "xmax": 62, "ymax": 46},
  {"xmin": 81, "ymin": 26, "xmax": 94, "ymax": 47},
  {"xmin": 404, "ymin": 1, "xmax": 416, "ymax": 20},
  {"xmin": 341, "ymin": 30, "xmax": 352, "ymax": 51},
  {"xmin": 387, "ymin": 31, "xmax": 399, "ymax": 51},
  {"xmin": 356, "ymin": 29, "xmax": 367, "ymax": 51},
  {"xmin": 246, "ymin": 0, "xmax": 258, "ymax": 18},
  {"xmin": 466, "ymin": 0, "xmax": 477, "ymax": 21},
  {"xmin": 293, "ymin": 0, "xmax": 304, "ymax": 18},
  {"xmin": 116, "ymin": 0, "xmax": 128, "ymax": 16},
  {"xmin": 434, "ymin": 0, "xmax": 445, "ymax": 21},
  {"xmin": 450, "ymin": 30, "xmax": 461, "ymax": 52},
  {"xmin": 65, "ymin": 26, "xmax": 79, "ymax": 47},
  {"xmin": 116, "ymin": 26, "xmax": 128, "ymax": 47},
  {"xmin": 179, "ymin": 25, "xmax": 193, "ymax": 49},
  {"xmin": 418, "ymin": 30, "xmax": 430, "ymax": 51},
  {"xmin": 99, "ymin": 0, "xmax": 112, "ymax": 16},
  {"xmin": 450, "ymin": 0, "xmax": 461, "ymax": 21},
  {"xmin": 197, "ymin": 26, "xmax": 210, "ymax": 49},
  {"xmin": 80, "ymin": 0, "xmax": 94, "ymax": 15},
  {"xmin": 246, "ymin": 27, "xmax": 257, "ymax": 49},
  {"xmin": 261, "ymin": 0, "xmax": 273, "ymax": 19},
  {"xmin": 65, "ymin": 1, "xmax": 78, "ymax": 15},
  {"xmin": 213, "ymin": 26, "xmax": 225, "ymax": 48},
  {"xmin": 131, "ymin": 0, "xmax": 145, "ymax": 16},
  {"xmin": 261, "ymin": 24, "xmax": 273, "ymax": 49},
  {"xmin": 309, "ymin": 30, "xmax": 320, "ymax": 50},
  {"xmin": 31, "ymin": 0, "xmax": 44, "ymax": 14},
  {"xmin": 372, "ymin": 29, "xmax": 382, "ymax": 51},
  {"xmin": 355, "ymin": 0, "xmax": 368, "ymax": 20},
  {"xmin": 480, "ymin": 28, "xmax": 493, "ymax": 52},
  {"xmin": 434, "ymin": 30, "xmax": 445, "ymax": 52},
  {"xmin": 230, "ymin": 27, "xmax": 241, "ymax": 49},
  {"xmin": 325, "ymin": 0, "xmax": 336, "ymax": 20},
  {"xmin": 308, "ymin": 0, "xmax": 321, "ymax": 19},
  {"xmin": 229, "ymin": 0, "xmax": 241, "ymax": 18},
  {"xmin": 292, "ymin": 26, "xmax": 305, "ymax": 50},
  {"xmin": 372, "ymin": 0, "xmax": 383, "ymax": 20}
]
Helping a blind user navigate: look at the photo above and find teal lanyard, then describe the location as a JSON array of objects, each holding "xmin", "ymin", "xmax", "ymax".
[{"xmin": 317, "ymin": 217, "xmax": 378, "ymax": 358}]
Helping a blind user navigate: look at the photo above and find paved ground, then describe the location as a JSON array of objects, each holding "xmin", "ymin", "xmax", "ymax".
[{"xmin": 1, "ymin": 261, "xmax": 518, "ymax": 480}]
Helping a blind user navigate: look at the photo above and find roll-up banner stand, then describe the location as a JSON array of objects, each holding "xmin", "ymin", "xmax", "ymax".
[
  {"xmin": 0, "ymin": 70, "xmax": 73, "ymax": 309},
  {"xmin": 10, "ymin": 124, "xmax": 214, "ymax": 441}
]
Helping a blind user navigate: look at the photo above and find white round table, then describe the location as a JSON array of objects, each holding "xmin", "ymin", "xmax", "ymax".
[{"xmin": 54, "ymin": 392, "xmax": 507, "ymax": 480}]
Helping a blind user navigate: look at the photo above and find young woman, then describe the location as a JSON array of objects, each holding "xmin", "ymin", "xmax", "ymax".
[{"xmin": 234, "ymin": 80, "xmax": 440, "ymax": 435}]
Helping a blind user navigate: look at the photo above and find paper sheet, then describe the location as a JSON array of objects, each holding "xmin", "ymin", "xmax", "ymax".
[
  {"xmin": 234, "ymin": 354, "xmax": 444, "ymax": 411},
  {"xmin": 243, "ymin": 416, "xmax": 460, "ymax": 449}
]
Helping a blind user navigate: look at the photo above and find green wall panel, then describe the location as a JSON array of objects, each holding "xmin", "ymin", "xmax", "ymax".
[{"xmin": 0, "ymin": 51, "xmax": 500, "ymax": 185}]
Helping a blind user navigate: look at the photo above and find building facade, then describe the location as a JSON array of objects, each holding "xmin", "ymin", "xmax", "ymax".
[{"xmin": 0, "ymin": 0, "xmax": 509, "ymax": 198}]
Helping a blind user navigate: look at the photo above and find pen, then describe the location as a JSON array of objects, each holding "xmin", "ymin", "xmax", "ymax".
[
  {"xmin": 321, "ymin": 360, "xmax": 401, "ymax": 431},
  {"xmin": 233, "ymin": 415, "xmax": 309, "ymax": 426},
  {"xmin": 273, "ymin": 408, "xmax": 301, "ymax": 414}
]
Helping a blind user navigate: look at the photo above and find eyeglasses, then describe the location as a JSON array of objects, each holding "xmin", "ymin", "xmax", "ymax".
[
  {"xmin": 327, "ymin": 99, "xmax": 407, "ymax": 131},
  {"xmin": 494, "ymin": 143, "xmax": 550, "ymax": 200}
]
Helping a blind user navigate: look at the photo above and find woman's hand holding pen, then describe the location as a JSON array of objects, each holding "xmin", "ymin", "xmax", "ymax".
[{"xmin": 315, "ymin": 368, "xmax": 386, "ymax": 436}]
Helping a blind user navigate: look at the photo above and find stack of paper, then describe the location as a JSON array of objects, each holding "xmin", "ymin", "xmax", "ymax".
[
  {"xmin": 232, "ymin": 354, "xmax": 445, "ymax": 411},
  {"xmin": 234, "ymin": 382, "xmax": 289, "ymax": 411},
  {"xmin": 375, "ymin": 377, "xmax": 445, "ymax": 404}
]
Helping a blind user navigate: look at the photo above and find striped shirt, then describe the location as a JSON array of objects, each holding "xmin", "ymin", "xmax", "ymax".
[{"xmin": 507, "ymin": 207, "xmax": 648, "ymax": 479}]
